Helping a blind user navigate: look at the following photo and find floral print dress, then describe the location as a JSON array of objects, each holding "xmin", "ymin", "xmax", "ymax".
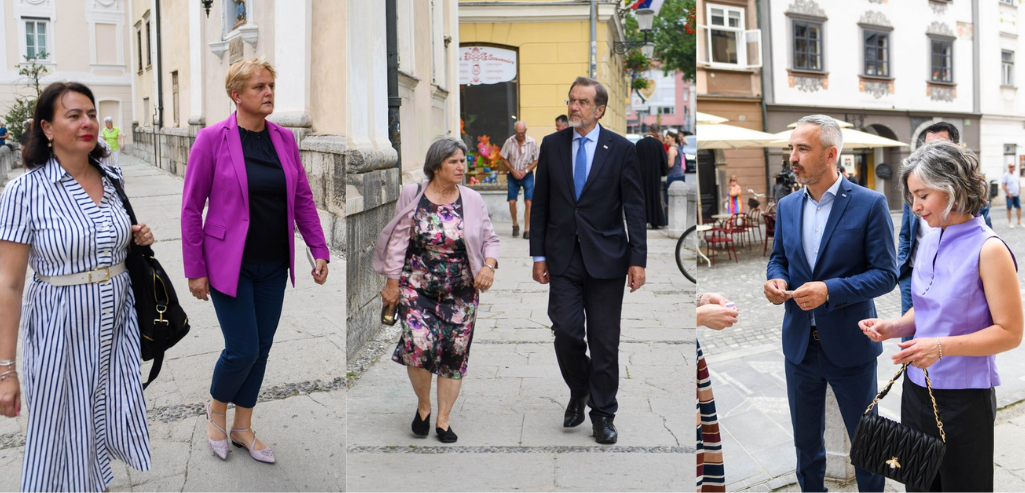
[{"xmin": 392, "ymin": 194, "xmax": 479, "ymax": 378}]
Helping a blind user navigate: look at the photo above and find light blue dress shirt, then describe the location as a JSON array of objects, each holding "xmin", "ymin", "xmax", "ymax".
[
  {"xmin": 801, "ymin": 174, "xmax": 843, "ymax": 325},
  {"xmin": 534, "ymin": 124, "xmax": 603, "ymax": 263}
]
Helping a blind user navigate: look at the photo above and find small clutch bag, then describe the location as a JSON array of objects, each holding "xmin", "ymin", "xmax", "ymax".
[{"xmin": 381, "ymin": 303, "xmax": 398, "ymax": 325}]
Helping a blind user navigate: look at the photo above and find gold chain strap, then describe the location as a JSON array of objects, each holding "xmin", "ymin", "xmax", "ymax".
[{"xmin": 862, "ymin": 363, "xmax": 946, "ymax": 444}]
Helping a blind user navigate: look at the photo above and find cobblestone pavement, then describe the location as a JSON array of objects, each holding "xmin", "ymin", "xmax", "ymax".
[
  {"xmin": 0, "ymin": 155, "xmax": 346, "ymax": 491},
  {"xmin": 694, "ymin": 211, "xmax": 1025, "ymax": 491},
  {"xmin": 345, "ymin": 222, "xmax": 694, "ymax": 492}
]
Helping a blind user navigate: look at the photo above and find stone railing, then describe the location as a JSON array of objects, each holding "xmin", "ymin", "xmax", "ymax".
[{"xmin": 0, "ymin": 145, "xmax": 21, "ymax": 187}]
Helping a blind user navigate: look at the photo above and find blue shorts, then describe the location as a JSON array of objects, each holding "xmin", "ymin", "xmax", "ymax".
[
  {"xmin": 1008, "ymin": 195, "xmax": 1021, "ymax": 209},
  {"xmin": 507, "ymin": 171, "xmax": 534, "ymax": 201}
]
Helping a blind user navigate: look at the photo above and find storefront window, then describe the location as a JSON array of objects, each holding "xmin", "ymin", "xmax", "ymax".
[{"xmin": 459, "ymin": 45, "xmax": 518, "ymax": 190}]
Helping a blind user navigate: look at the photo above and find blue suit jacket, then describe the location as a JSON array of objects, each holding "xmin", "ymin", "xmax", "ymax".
[
  {"xmin": 767, "ymin": 177, "xmax": 897, "ymax": 368},
  {"xmin": 897, "ymin": 203, "xmax": 918, "ymax": 279}
]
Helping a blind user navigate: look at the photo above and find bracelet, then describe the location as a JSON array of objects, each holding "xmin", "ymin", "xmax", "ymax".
[
  {"xmin": 483, "ymin": 264, "xmax": 496, "ymax": 272},
  {"xmin": 0, "ymin": 359, "xmax": 15, "ymax": 367},
  {"xmin": 937, "ymin": 338, "xmax": 944, "ymax": 361},
  {"xmin": 0, "ymin": 370, "xmax": 16, "ymax": 381}
]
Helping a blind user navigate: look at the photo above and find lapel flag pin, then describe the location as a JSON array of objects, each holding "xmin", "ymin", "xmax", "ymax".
[
  {"xmin": 603, "ymin": 145, "xmax": 608, "ymax": 149},
  {"xmin": 842, "ymin": 194, "xmax": 847, "ymax": 198}
]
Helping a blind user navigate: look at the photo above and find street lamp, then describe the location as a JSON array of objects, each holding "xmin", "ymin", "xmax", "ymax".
[
  {"xmin": 614, "ymin": 8, "xmax": 656, "ymax": 55},
  {"xmin": 201, "ymin": 0, "xmax": 213, "ymax": 18}
]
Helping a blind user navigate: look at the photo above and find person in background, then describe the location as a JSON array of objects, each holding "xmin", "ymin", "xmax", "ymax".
[
  {"xmin": 635, "ymin": 123, "xmax": 668, "ymax": 229},
  {"xmin": 555, "ymin": 114, "xmax": 569, "ymax": 132},
  {"xmin": 1003, "ymin": 162, "xmax": 1022, "ymax": 228},
  {"xmin": 499, "ymin": 121, "xmax": 539, "ymax": 239},
  {"xmin": 0, "ymin": 122, "xmax": 7, "ymax": 148},
  {"xmin": 860, "ymin": 140, "xmax": 1022, "ymax": 491},
  {"xmin": 727, "ymin": 176, "xmax": 743, "ymax": 215},
  {"xmin": 102, "ymin": 117, "xmax": 125, "ymax": 167},
  {"xmin": 19, "ymin": 121, "xmax": 31, "ymax": 147}
]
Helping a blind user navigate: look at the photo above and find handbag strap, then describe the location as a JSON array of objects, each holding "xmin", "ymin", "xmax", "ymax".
[
  {"xmin": 863, "ymin": 363, "xmax": 947, "ymax": 443},
  {"xmin": 99, "ymin": 164, "xmax": 157, "ymax": 258}
]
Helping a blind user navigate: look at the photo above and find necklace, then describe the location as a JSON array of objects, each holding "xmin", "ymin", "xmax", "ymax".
[{"xmin": 431, "ymin": 182, "xmax": 458, "ymax": 196}]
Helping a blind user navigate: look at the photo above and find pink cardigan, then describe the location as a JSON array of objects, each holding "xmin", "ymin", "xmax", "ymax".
[
  {"xmin": 181, "ymin": 113, "xmax": 330, "ymax": 297},
  {"xmin": 373, "ymin": 183, "xmax": 500, "ymax": 280}
]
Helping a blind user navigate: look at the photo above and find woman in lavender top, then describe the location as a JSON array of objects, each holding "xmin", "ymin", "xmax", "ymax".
[{"xmin": 859, "ymin": 140, "xmax": 1022, "ymax": 492}]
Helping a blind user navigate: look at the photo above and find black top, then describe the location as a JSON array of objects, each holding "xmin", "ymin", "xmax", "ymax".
[{"xmin": 239, "ymin": 125, "xmax": 288, "ymax": 263}]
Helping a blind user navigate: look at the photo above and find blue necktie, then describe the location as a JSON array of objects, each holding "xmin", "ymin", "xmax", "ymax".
[{"xmin": 574, "ymin": 137, "xmax": 589, "ymax": 199}]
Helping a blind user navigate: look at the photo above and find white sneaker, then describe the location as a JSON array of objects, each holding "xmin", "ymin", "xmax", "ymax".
[{"xmin": 1011, "ymin": 224, "xmax": 1016, "ymax": 229}]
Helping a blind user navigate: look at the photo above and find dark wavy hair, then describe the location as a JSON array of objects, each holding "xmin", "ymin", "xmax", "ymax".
[{"xmin": 23, "ymin": 82, "xmax": 109, "ymax": 169}]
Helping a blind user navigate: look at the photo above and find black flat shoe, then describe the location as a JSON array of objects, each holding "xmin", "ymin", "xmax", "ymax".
[
  {"xmin": 592, "ymin": 416, "xmax": 618, "ymax": 444},
  {"xmin": 436, "ymin": 426, "xmax": 458, "ymax": 443},
  {"xmin": 512, "ymin": 225, "xmax": 520, "ymax": 237},
  {"xmin": 412, "ymin": 410, "xmax": 430, "ymax": 437},
  {"xmin": 563, "ymin": 393, "xmax": 589, "ymax": 428}
]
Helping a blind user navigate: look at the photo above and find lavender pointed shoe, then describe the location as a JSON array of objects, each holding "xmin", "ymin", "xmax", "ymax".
[
  {"xmin": 206, "ymin": 402, "xmax": 229, "ymax": 460},
  {"xmin": 230, "ymin": 428, "xmax": 275, "ymax": 464}
]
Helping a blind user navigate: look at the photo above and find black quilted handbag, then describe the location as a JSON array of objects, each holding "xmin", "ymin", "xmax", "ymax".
[
  {"xmin": 850, "ymin": 363, "xmax": 946, "ymax": 491},
  {"xmin": 103, "ymin": 168, "xmax": 191, "ymax": 389}
]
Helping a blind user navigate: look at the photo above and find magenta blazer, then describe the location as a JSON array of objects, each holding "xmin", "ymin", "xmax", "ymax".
[
  {"xmin": 181, "ymin": 113, "xmax": 330, "ymax": 297},
  {"xmin": 373, "ymin": 183, "xmax": 500, "ymax": 280}
]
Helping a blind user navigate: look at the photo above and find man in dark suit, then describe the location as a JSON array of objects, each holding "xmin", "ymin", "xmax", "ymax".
[
  {"xmin": 764, "ymin": 115, "xmax": 896, "ymax": 492},
  {"xmin": 635, "ymin": 123, "xmax": 668, "ymax": 228},
  {"xmin": 530, "ymin": 77, "xmax": 647, "ymax": 444}
]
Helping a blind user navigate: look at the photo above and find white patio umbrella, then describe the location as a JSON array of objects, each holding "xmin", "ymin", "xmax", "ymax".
[
  {"xmin": 696, "ymin": 112, "xmax": 729, "ymax": 125},
  {"xmin": 696, "ymin": 123, "xmax": 780, "ymax": 150}
]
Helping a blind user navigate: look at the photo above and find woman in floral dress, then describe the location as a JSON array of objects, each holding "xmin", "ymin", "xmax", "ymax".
[{"xmin": 373, "ymin": 137, "xmax": 500, "ymax": 443}]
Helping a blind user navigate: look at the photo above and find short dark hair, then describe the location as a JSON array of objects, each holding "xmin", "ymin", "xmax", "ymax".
[
  {"xmin": 555, "ymin": 115, "xmax": 568, "ymax": 125},
  {"xmin": 568, "ymin": 77, "xmax": 609, "ymax": 118},
  {"xmin": 24, "ymin": 82, "xmax": 109, "ymax": 169},
  {"xmin": 423, "ymin": 137, "xmax": 468, "ymax": 181},
  {"xmin": 648, "ymin": 123, "xmax": 661, "ymax": 134},
  {"xmin": 922, "ymin": 121, "xmax": 960, "ymax": 144}
]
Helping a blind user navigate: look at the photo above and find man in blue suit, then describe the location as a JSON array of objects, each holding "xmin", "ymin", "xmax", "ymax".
[{"xmin": 764, "ymin": 115, "xmax": 897, "ymax": 492}]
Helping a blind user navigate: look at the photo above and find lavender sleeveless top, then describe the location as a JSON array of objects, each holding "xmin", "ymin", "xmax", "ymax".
[{"xmin": 908, "ymin": 215, "xmax": 1016, "ymax": 389}]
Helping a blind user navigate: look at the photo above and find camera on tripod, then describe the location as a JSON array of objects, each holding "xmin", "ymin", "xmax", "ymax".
[{"xmin": 773, "ymin": 161, "xmax": 798, "ymax": 202}]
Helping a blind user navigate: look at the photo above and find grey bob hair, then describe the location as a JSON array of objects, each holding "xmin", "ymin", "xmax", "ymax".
[
  {"xmin": 424, "ymin": 137, "xmax": 468, "ymax": 181},
  {"xmin": 900, "ymin": 140, "xmax": 988, "ymax": 218}
]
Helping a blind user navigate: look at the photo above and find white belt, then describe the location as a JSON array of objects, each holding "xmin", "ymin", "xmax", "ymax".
[{"xmin": 37, "ymin": 262, "xmax": 127, "ymax": 286}]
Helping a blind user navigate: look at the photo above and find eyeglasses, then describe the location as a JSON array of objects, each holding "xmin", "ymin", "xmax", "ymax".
[{"xmin": 565, "ymin": 98, "xmax": 594, "ymax": 108}]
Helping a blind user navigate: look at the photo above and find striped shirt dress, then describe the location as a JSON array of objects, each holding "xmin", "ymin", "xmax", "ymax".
[{"xmin": 0, "ymin": 159, "xmax": 151, "ymax": 492}]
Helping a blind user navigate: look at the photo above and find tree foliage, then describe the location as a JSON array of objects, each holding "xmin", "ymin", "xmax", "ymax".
[
  {"xmin": 5, "ymin": 52, "xmax": 50, "ymax": 141},
  {"xmin": 624, "ymin": 0, "xmax": 697, "ymax": 81}
]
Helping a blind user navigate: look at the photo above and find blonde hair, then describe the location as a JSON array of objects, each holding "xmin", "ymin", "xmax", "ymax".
[{"xmin": 224, "ymin": 57, "xmax": 277, "ymax": 100}]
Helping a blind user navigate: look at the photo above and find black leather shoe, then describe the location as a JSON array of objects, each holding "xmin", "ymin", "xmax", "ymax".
[
  {"xmin": 592, "ymin": 416, "xmax": 618, "ymax": 444},
  {"xmin": 411, "ymin": 410, "xmax": 430, "ymax": 437},
  {"xmin": 436, "ymin": 426, "xmax": 458, "ymax": 443},
  {"xmin": 512, "ymin": 225, "xmax": 520, "ymax": 237},
  {"xmin": 563, "ymin": 393, "xmax": 589, "ymax": 428}
]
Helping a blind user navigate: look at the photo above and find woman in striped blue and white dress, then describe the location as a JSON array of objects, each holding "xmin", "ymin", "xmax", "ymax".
[{"xmin": 0, "ymin": 82, "xmax": 155, "ymax": 491}]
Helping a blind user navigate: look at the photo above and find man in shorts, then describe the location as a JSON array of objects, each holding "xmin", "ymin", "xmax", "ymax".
[
  {"xmin": 1002, "ymin": 163, "xmax": 1022, "ymax": 228},
  {"xmin": 500, "ymin": 121, "xmax": 539, "ymax": 239}
]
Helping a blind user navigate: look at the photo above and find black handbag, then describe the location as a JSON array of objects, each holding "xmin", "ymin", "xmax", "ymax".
[
  {"xmin": 104, "ymin": 168, "xmax": 191, "ymax": 389},
  {"xmin": 849, "ymin": 363, "xmax": 946, "ymax": 491}
]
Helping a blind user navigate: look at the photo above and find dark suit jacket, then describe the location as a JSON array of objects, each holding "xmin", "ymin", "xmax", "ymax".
[
  {"xmin": 635, "ymin": 135, "xmax": 667, "ymax": 177},
  {"xmin": 897, "ymin": 203, "xmax": 918, "ymax": 279},
  {"xmin": 766, "ymin": 177, "xmax": 897, "ymax": 368},
  {"xmin": 530, "ymin": 126, "xmax": 647, "ymax": 279}
]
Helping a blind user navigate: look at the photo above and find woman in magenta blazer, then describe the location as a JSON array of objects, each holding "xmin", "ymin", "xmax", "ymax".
[
  {"xmin": 373, "ymin": 137, "xmax": 500, "ymax": 443},
  {"xmin": 181, "ymin": 58, "xmax": 329, "ymax": 464}
]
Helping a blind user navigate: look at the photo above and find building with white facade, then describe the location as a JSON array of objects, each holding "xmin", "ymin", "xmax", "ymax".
[
  {"xmin": 978, "ymin": 0, "xmax": 1025, "ymax": 205},
  {"xmin": 760, "ymin": 0, "xmax": 981, "ymax": 209},
  {"xmin": 0, "ymin": 0, "xmax": 133, "ymax": 145}
]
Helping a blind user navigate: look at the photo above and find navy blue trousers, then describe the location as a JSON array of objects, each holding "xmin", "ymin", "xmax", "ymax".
[
  {"xmin": 785, "ymin": 338, "xmax": 884, "ymax": 492},
  {"xmin": 209, "ymin": 259, "xmax": 288, "ymax": 408}
]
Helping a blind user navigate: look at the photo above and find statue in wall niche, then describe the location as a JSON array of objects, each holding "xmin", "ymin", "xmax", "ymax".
[{"xmin": 233, "ymin": 0, "xmax": 247, "ymax": 30}]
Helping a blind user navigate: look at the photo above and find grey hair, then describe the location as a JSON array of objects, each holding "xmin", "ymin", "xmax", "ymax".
[
  {"xmin": 423, "ymin": 137, "xmax": 468, "ymax": 181},
  {"xmin": 900, "ymin": 140, "xmax": 988, "ymax": 218},
  {"xmin": 104, "ymin": 116, "xmax": 113, "ymax": 123},
  {"xmin": 796, "ymin": 114, "xmax": 844, "ymax": 155}
]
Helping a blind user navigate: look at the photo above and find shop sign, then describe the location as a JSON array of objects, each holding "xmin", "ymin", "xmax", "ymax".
[{"xmin": 459, "ymin": 46, "xmax": 517, "ymax": 85}]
